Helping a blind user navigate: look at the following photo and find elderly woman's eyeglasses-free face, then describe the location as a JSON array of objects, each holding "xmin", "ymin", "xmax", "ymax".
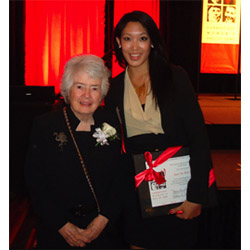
[{"xmin": 69, "ymin": 71, "xmax": 102, "ymax": 121}]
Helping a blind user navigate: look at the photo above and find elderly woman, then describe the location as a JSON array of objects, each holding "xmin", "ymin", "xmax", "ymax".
[{"xmin": 25, "ymin": 54, "xmax": 128, "ymax": 249}]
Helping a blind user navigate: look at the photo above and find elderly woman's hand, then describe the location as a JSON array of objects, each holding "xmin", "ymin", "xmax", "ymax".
[
  {"xmin": 58, "ymin": 222, "xmax": 92, "ymax": 247},
  {"xmin": 169, "ymin": 200, "xmax": 202, "ymax": 220},
  {"xmin": 86, "ymin": 214, "xmax": 109, "ymax": 241}
]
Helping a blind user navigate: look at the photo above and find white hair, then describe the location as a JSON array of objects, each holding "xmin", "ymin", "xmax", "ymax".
[{"xmin": 60, "ymin": 54, "xmax": 110, "ymax": 104}]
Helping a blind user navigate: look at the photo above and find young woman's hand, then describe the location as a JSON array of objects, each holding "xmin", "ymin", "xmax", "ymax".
[{"xmin": 169, "ymin": 200, "xmax": 201, "ymax": 219}]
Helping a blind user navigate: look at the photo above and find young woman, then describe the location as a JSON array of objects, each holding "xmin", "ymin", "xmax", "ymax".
[{"xmin": 105, "ymin": 11, "xmax": 216, "ymax": 249}]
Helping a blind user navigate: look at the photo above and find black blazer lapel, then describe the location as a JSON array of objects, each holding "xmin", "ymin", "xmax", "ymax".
[{"xmin": 107, "ymin": 71, "xmax": 127, "ymax": 136}]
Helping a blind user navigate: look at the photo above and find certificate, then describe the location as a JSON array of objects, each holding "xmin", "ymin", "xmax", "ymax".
[{"xmin": 133, "ymin": 147, "xmax": 191, "ymax": 218}]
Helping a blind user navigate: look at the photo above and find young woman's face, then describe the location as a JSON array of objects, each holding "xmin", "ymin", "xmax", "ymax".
[{"xmin": 116, "ymin": 21, "xmax": 152, "ymax": 70}]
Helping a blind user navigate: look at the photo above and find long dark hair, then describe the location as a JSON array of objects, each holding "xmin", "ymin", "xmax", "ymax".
[{"xmin": 113, "ymin": 10, "xmax": 173, "ymax": 108}]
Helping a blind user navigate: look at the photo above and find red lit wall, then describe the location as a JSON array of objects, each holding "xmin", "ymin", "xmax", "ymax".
[
  {"xmin": 25, "ymin": 1, "xmax": 160, "ymax": 92},
  {"xmin": 25, "ymin": 0, "xmax": 105, "ymax": 94}
]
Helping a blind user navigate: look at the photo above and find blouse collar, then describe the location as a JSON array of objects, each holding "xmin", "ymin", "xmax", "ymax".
[{"xmin": 65, "ymin": 104, "xmax": 103, "ymax": 132}]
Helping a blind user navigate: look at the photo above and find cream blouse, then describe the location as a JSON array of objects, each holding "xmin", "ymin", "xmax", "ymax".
[{"xmin": 124, "ymin": 69, "xmax": 164, "ymax": 138}]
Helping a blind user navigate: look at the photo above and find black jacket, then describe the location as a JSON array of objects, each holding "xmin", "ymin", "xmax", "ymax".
[
  {"xmin": 25, "ymin": 105, "xmax": 128, "ymax": 247},
  {"xmin": 105, "ymin": 65, "xmax": 217, "ymax": 206}
]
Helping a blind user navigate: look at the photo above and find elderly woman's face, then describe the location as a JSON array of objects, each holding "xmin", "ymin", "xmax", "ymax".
[{"xmin": 69, "ymin": 71, "xmax": 102, "ymax": 120}]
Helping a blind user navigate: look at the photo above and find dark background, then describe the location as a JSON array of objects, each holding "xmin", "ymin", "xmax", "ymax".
[{"xmin": 10, "ymin": 0, "xmax": 241, "ymax": 94}]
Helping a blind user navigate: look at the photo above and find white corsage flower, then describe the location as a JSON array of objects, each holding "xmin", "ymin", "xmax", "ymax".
[
  {"xmin": 102, "ymin": 122, "xmax": 117, "ymax": 137},
  {"xmin": 93, "ymin": 122, "xmax": 119, "ymax": 146}
]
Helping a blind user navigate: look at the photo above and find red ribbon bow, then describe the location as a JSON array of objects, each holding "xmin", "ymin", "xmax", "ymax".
[
  {"xmin": 135, "ymin": 146, "xmax": 183, "ymax": 188},
  {"xmin": 209, "ymin": 168, "xmax": 216, "ymax": 187}
]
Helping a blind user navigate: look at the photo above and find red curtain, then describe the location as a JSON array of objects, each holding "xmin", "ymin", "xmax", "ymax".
[
  {"xmin": 112, "ymin": 0, "xmax": 160, "ymax": 77},
  {"xmin": 25, "ymin": 0, "xmax": 105, "ymax": 94}
]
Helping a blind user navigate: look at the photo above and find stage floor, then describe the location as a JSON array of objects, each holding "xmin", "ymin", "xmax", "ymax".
[
  {"xmin": 198, "ymin": 94, "xmax": 241, "ymax": 190},
  {"xmin": 198, "ymin": 94, "xmax": 241, "ymax": 125}
]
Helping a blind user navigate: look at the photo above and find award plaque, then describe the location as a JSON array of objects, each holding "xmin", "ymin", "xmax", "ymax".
[{"xmin": 133, "ymin": 147, "xmax": 190, "ymax": 218}]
